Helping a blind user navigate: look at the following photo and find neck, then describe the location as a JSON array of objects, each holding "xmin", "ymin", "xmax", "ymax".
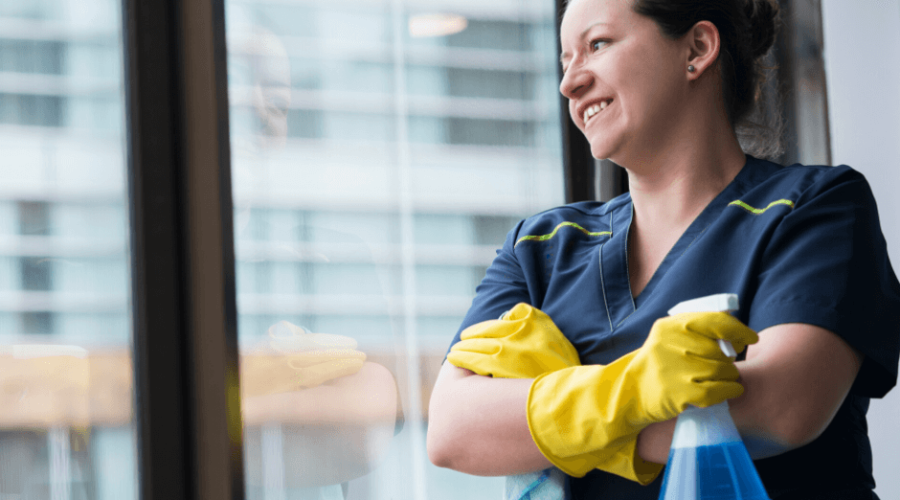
[{"xmin": 619, "ymin": 105, "xmax": 747, "ymax": 233}]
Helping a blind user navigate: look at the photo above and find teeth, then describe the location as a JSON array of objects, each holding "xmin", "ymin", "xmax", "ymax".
[{"xmin": 583, "ymin": 100, "xmax": 611, "ymax": 124}]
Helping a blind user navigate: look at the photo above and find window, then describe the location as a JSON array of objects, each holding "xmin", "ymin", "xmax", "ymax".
[{"xmin": 226, "ymin": 0, "xmax": 565, "ymax": 498}]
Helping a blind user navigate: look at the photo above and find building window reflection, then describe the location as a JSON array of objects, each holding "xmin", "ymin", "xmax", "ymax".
[{"xmin": 227, "ymin": 1, "xmax": 564, "ymax": 499}]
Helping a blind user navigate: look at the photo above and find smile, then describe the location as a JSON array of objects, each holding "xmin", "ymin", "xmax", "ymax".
[{"xmin": 584, "ymin": 100, "xmax": 613, "ymax": 125}]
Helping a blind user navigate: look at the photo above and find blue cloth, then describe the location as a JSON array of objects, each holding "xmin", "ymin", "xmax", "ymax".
[
  {"xmin": 505, "ymin": 468, "xmax": 568, "ymax": 500},
  {"xmin": 448, "ymin": 156, "xmax": 900, "ymax": 500}
]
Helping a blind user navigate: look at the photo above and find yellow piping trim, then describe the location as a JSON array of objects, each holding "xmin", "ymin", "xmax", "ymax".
[
  {"xmin": 515, "ymin": 221, "xmax": 611, "ymax": 247},
  {"xmin": 728, "ymin": 199, "xmax": 795, "ymax": 215}
]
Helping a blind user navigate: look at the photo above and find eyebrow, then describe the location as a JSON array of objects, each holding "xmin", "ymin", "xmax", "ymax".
[{"xmin": 560, "ymin": 21, "xmax": 610, "ymax": 65}]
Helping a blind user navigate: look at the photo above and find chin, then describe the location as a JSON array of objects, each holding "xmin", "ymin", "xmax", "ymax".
[
  {"xmin": 588, "ymin": 141, "xmax": 616, "ymax": 162},
  {"xmin": 584, "ymin": 128, "xmax": 622, "ymax": 159}
]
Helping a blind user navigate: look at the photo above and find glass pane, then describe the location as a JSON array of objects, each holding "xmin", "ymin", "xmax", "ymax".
[
  {"xmin": 225, "ymin": 0, "xmax": 564, "ymax": 498},
  {"xmin": 0, "ymin": 1, "xmax": 137, "ymax": 499}
]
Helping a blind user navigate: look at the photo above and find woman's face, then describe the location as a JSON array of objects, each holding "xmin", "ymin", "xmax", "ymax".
[{"xmin": 559, "ymin": 0, "xmax": 690, "ymax": 163}]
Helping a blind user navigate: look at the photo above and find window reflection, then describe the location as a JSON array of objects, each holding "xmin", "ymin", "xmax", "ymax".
[
  {"xmin": 0, "ymin": 0, "xmax": 135, "ymax": 498},
  {"xmin": 227, "ymin": 0, "xmax": 564, "ymax": 499}
]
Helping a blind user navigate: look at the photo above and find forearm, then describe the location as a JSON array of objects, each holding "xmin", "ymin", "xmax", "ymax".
[
  {"xmin": 427, "ymin": 362, "xmax": 552, "ymax": 476},
  {"xmin": 639, "ymin": 322, "xmax": 862, "ymax": 465},
  {"xmin": 242, "ymin": 362, "xmax": 398, "ymax": 425},
  {"xmin": 637, "ymin": 358, "xmax": 806, "ymax": 464},
  {"xmin": 636, "ymin": 411, "xmax": 790, "ymax": 465}
]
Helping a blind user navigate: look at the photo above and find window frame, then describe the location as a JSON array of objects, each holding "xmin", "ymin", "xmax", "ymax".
[{"xmin": 124, "ymin": 0, "xmax": 243, "ymax": 498}]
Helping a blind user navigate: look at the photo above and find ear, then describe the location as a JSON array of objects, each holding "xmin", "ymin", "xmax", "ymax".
[{"xmin": 685, "ymin": 20, "xmax": 721, "ymax": 80}]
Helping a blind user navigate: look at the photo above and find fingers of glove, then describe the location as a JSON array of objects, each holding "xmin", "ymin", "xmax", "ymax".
[
  {"xmin": 462, "ymin": 305, "xmax": 552, "ymax": 341},
  {"xmin": 503, "ymin": 302, "xmax": 538, "ymax": 321},
  {"xmin": 269, "ymin": 326, "xmax": 358, "ymax": 352},
  {"xmin": 268, "ymin": 320, "xmax": 309, "ymax": 338},
  {"xmin": 459, "ymin": 319, "xmax": 515, "ymax": 341},
  {"xmin": 296, "ymin": 358, "xmax": 365, "ymax": 388},
  {"xmin": 677, "ymin": 312, "xmax": 760, "ymax": 352},
  {"xmin": 506, "ymin": 306, "xmax": 581, "ymax": 366},
  {"xmin": 285, "ymin": 348, "xmax": 366, "ymax": 368},
  {"xmin": 647, "ymin": 379, "xmax": 745, "ymax": 419},
  {"xmin": 676, "ymin": 351, "xmax": 742, "ymax": 381},
  {"xmin": 447, "ymin": 348, "xmax": 564, "ymax": 379},
  {"xmin": 645, "ymin": 316, "xmax": 714, "ymax": 356},
  {"xmin": 636, "ymin": 339, "xmax": 729, "ymax": 380},
  {"xmin": 446, "ymin": 350, "xmax": 498, "ymax": 376},
  {"xmin": 510, "ymin": 304, "xmax": 560, "ymax": 335},
  {"xmin": 647, "ymin": 354, "xmax": 739, "ymax": 387},
  {"xmin": 662, "ymin": 335, "xmax": 734, "ymax": 362},
  {"xmin": 449, "ymin": 335, "xmax": 578, "ymax": 376},
  {"xmin": 686, "ymin": 380, "xmax": 745, "ymax": 409},
  {"xmin": 449, "ymin": 337, "xmax": 502, "ymax": 356},
  {"xmin": 460, "ymin": 306, "xmax": 579, "ymax": 369},
  {"xmin": 639, "ymin": 357, "xmax": 740, "ymax": 420},
  {"xmin": 649, "ymin": 313, "xmax": 758, "ymax": 355}
]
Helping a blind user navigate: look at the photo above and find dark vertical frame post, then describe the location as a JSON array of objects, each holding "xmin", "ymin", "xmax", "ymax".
[
  {"xmin": 177, "ymin": 0, "xmax": 245, "ymax": 497},
  {"xmin": 123, "ymin": 0, "xmax": 191, "ymax": 498},
  {"xmin": 124, "ymin": 0, "xmax": 243, "ymax": 497},
  {"xmin": 596, "ymin": 159, "xmax": 628, "ymax": 202},
  {"xmin": 555, "ymin": 0, "xmax": 602, "ymax": 203},
  {"xmin": 554, "ymin": 0, "xmax": 627, "ymax": 202}
]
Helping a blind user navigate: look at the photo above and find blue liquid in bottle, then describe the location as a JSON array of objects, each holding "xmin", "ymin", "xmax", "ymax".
[
  {"xmin": 658, "ymin": 404, "xmax": 770, "ymax": 500},
  {"xmin": 660, "ymin": 441, "xmax": 769, "ymax": 500}
]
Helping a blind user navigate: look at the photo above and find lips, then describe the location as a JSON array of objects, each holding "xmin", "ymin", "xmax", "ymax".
[{"xmin": 581, "ymin": 99, "xmax": 613, "ymax": 126}]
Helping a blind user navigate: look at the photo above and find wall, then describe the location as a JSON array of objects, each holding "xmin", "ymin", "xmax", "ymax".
[{"xmin": 821, "ymin": 1, "xmax": 900, "ymax": 498}]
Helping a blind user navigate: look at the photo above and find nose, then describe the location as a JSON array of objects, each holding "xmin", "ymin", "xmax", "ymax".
[{"xmin": 559, "ymin": 62, "xmax": 592, "ymax": 99}]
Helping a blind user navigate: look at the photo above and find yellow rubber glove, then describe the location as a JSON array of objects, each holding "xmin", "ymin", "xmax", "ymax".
[
  {"xmin": 447, "ymin": 304, "xmax": 656, "ymax": 483},
  {"xmin": 268, "ymin": 321, "xmax": 366, "ymax": 389},
  {"xmin": 447, "ymin": 303, "xmax": 580, "ymax": 378},
  {"xmin": 527, "ymin": 312, "xmax": 759, "ymax": 481}
]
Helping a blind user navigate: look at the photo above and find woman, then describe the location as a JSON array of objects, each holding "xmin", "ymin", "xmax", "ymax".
[{"xmin": 426, "ymin": 0, "xmax": 900, "ymax": 499}]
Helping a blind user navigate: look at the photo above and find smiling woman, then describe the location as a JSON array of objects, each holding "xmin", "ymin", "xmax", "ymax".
[{"xmin": 427, "ymin": 1, "xmax": 900, "ymax": 499}]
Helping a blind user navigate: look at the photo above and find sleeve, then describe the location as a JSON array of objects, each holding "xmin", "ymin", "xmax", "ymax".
[
  {"xmin": 444, "ymin": 220, "xmax": 534, "ymax": 357},
  {"xmin": 748, "ymin": 168, "xmax": 900, "ymax": 398}
]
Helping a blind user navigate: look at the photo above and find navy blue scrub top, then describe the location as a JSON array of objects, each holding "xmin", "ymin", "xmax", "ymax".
[{"xmin": 447, "ymin": 156, "xmax": 900, "ymax": 500}]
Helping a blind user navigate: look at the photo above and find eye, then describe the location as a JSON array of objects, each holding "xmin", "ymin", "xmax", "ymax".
[{"xmin": 589, "ymin": 39, "xmax": 610, "ymax": 52}]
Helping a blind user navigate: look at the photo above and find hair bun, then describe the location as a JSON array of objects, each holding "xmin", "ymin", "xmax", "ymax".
[{"xmin": 744, "ymin": 0, "xmax": 779, "ymax": 59}]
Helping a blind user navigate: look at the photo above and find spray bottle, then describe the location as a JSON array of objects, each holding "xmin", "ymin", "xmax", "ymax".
[{"xmin": 658, "ymin": 294, "xmax": 770, "ymax": 500}]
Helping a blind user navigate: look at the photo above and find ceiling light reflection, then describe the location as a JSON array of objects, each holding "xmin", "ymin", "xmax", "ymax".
[{"xmin": 409, "ymin": 13, "xmax": 468, "ymax": 38}]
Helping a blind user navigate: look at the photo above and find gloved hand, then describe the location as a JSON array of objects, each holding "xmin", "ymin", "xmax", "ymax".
[
  {"xmin": 447, "ymin": 304, "xmax": 655, "ymax": 483},
  {"xmin": 447, "ymin": 303, "xmax": 580, "ymax": 378},
  {"xmin": 242, "ymin": 321, "xmax": 366, "ymax": 395},
  {"xmin": 527, "ymin": 312, "xmax": 759, "ymax": 481},
  {"xmin": 270, "ymin": 321, "xmax": 367, "ymax": 388}
]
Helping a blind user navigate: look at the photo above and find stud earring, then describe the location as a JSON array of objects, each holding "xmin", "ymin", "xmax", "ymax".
[{"xmin": 688, "ymin": 65, "xmax": 696, "ymax": 73}]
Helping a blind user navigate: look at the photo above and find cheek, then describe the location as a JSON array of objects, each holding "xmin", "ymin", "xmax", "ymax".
[{"xmin": 620, "ymin": 69, "xmax": 675, "ymax": 122}]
